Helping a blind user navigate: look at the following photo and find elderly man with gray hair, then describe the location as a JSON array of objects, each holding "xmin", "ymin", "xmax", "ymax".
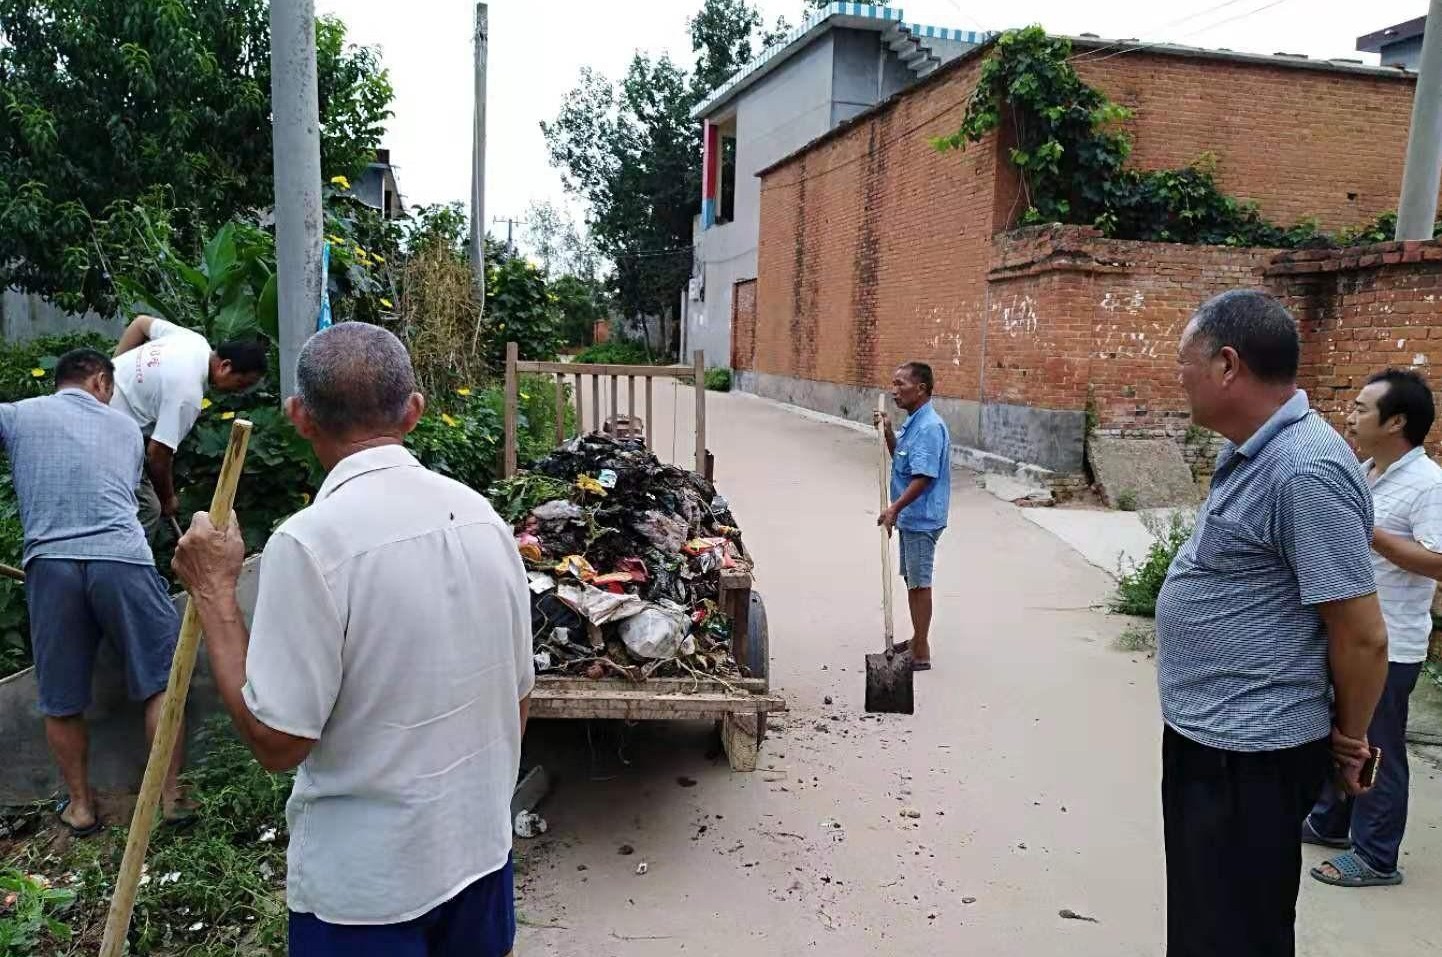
[{"xmin": 174, "ymin": 322, "xmax": 533, "ymax": 957}]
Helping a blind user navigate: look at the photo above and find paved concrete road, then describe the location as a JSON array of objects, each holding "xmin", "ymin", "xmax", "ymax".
[{"xmin": 514, "ymin": 390, "xmax": 1442, "ymax": 956}]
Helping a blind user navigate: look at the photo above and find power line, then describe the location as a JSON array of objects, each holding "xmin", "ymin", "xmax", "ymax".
[
  {"xmin": 1073, "ymin": 0, "xmax": 1298, "ymax": 67},
  {"xmin": 1067, "ymin": 0, "xmax": 1259, "ymax": 63}
]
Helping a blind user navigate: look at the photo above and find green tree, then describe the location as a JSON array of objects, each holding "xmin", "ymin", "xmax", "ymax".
[{"xmin": 0, "ymin": 0, "xmax": 394, "ymax": 316}]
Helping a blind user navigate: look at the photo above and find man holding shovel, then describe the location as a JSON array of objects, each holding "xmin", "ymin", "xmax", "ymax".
[
  {"xmin": 0, "ymin": 349, "xmax": 187, "ymax": 836},
  {"xmin": 874, "ymin": 361, "xmax": 951, "ymax": 671},
  {"xmin": 174, "ymin": 323, "xmax": 533, "ymax": 956}
]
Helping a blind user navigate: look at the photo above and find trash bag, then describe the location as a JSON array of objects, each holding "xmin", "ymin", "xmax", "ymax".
[
  {"xmin": 557, "ymin": 581, "xmax": 645, "ymax": 625},
  {"xmin": 619, "ymin": 603, "xmax": 695, "ymax": 659},
  {"xmin": 531, "ymin": 500, "xmax": 584, "ymax": 522}
]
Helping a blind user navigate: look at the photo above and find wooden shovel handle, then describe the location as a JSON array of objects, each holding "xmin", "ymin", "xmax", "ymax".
[
  {"xmin": 877, "ymin": 395, "xmax": 895, "ymax": 654},
  {"xmin": 99, "ymin": 418, "xmax": 253, "ymax": 957}
]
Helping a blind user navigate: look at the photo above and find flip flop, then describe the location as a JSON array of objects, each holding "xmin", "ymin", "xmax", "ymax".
[
  {"xmin": 1310, "ymin": 851, "xmax": 1403, "ymax": 887},
  {"xmin": 55, "ymin": 798, "xmax": 102, "ymax": 839},
  {"xmin": 1302, "ymin": 817, "xmax": 1351, "ymax": 850},
  {"xmin": 912, "ymin": 660, "xmax": 932, "ymax": 672}
]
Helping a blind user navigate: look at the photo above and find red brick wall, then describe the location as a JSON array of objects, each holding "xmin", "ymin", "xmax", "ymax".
[
  {"xmin": 755, "ymin": 55, "xmax": 1002, "ymax": 399},
  {"xmin": 730, "ymin": 278, "xmax": 757, "ymax": 370},
  {"xmin": 1271, "ymin": 241, "xmax": 1442, "ymax": 460},
  {"xmin": 1073, "ymin": 53, "xmax": 1418, "ymax": 231}
]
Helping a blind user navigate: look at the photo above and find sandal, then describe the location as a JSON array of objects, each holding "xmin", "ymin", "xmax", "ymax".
[
  {"xmin": 1311, "ymin": 851, "xmax": 1403, "ymax": 887},
  {"xmin": 911, "ymin": 660, "xmax": 932, "ymax": 672},
  {"xmin": 1302, "ymin": 817, "xmax": 1351, "ymax": 850},
  {"xmin": 55, "ymin": 798, "xmax": 102, "ymax": 839}
]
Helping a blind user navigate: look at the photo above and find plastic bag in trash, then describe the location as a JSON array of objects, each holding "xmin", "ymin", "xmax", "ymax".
[
  {"xmin": 619, "ymin": 603, "xmax": 696, "ymax": 659},
  {"xmin": 531, "ymin": 500, "xmax": 584, "ymax": 522},
  {"xmin": 533, "ymin": 650, "xmax": 552, "ymax": 671},
  {"xmin": 557, "ymin": 581, "xmax": 645, "ymax": 625},
  {"xmin": 634, "ymin": 510, "xmax": 688, "ymax": 552}
]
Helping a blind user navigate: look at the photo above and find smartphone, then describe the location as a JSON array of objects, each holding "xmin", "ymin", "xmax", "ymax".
[{"xmin": 1359, "ymin": 746, "xmax": 1383, "ymax": 789}]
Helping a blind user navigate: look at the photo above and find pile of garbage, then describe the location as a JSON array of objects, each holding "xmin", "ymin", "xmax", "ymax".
[{"xmin": 491, "ymin": 434, "xmax": 751, "ymax": 681}]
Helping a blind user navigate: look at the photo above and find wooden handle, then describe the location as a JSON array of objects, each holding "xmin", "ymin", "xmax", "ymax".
[
  {"xmin": 877, "ymin": 395, "xmax": 895, "ymax": 653},
  {"xmin": 100, "ymin": 419, "xmax": 253, "ymax": 957},
  {"xmin": 0, "ymin": 562, "xmax": 24, "ymax": 583}
]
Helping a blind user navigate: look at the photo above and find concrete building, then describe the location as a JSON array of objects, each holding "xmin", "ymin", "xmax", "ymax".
[
  {"xmin": 681, "ymin": 2, "xmax": 988, "ymax": 367},
  {"xmin": 1358, "ymin": 16, "xmax": 1427, "ymax": 69},
  {"xmin": 355, "ymin": 147, "xmax": 406, "ymax": 220}
]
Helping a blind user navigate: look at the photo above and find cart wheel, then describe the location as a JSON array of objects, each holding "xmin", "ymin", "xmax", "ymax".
[{"xmin": 746, "ymin": 590, "xmax": 770, "ymax": 692}]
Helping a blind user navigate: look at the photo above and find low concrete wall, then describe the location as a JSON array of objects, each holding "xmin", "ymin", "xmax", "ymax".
[
  {"xmin": 737, "ymin": 369, "xmax": 1085, "ymax": 474},
  {"xmin": 0, "ymin": 557, "xmax": 261, "ymax": 805}
]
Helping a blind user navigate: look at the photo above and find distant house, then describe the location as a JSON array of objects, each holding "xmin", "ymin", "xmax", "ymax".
[
  {"xmin": 681, "ymin": 2, "xmax": 989, "ymax": 367},
  {"xmin": 355, "ymin": 147, "xmax": 406, "ymax": 220},
  {"xmin": 1357, "ymin": 16, "xmax": 1427, "ymax": 70}
]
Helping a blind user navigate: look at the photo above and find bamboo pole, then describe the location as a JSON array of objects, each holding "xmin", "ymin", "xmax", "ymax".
[
  {"xmin": 693, "ymin": 350, "xmax": 706, "ymax": 474},
  {"xmin": 554, "ymin": 372, "xmax": 566, "ymax": 444},
  {"xmin": 502, "ymin": 342, "xmax": 518, "ymax": 478},
  {"xmin": 99, "ymin": 419, "xmax": 253, "ymax": 957}
]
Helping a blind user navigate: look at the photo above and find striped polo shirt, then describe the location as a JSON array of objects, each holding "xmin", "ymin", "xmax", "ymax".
[
  {"xmin": 1155, "ymin": 391, "xmax": 1376, "ymax": 752},
  {"xmin": 1365, "ymin": 446, "xmax": 1442, "ymax": 664}
]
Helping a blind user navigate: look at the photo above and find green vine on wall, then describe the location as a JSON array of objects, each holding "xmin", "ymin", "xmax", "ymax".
[{"xmin": 934, "ymin": 26, "xmax": 1413, "ymax": 249}]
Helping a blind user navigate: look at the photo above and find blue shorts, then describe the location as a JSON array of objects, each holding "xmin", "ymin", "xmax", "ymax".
[
  {"xmin": 289, "ymin": 857, "xmax": 516, "ymax": 957},
  {"xmin": 27, "ymin": 559, "xmax": 179, "ymax": 717},
  {"xmin": 898, "ymin": 528, "xmax": 942, "ymax": 590}
]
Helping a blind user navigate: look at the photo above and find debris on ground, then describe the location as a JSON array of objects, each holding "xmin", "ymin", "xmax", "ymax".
[
  {"xmin": 1059, "ymin": 909, "xmax": 1100, "ymax": 923},
  {"xmin": 618, "ymin": 844, "xmax": 635, "ymax": 856},
  {"xmin": 489, "ymin": 434, "xmax": 752, "ymax": 682},
  {"xmin": 635, "ymin": 862, "xmax": 649, "ymax": 876},
  {"xmin": 513, "ymin": 810, "xmax": 549, "ymax": 839}
]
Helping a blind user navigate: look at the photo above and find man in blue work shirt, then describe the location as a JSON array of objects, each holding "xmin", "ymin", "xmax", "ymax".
[
  {"xmin": 875, "ymin": 361, "xmax": 950, "ymax": 671},
  {"xmin": 0, "ymin": 349, "xmax": 185, "ymax": 837}
]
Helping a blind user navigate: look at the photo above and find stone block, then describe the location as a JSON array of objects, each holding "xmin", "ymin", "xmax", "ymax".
[{"xmin": 1087, "ymin": 436, "xmax": 1200, "ymax": 510}]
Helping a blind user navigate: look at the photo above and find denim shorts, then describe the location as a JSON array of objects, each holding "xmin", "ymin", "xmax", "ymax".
[
  {"xmin": 898, "ymin": 528, "xmax": 942, "ymax": 589},
  {"xmin": 289, "ymin": 857, "xmax": 515, "ymax": 957},
  {"xmin": 27, "ymin": 558, "xmax": 179, "ymax": 717}
]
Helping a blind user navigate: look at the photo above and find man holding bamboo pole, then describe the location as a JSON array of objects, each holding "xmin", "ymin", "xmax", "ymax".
[{"xmin": 174, "ymin": 322, "xmax": 534, "ymax": 956}]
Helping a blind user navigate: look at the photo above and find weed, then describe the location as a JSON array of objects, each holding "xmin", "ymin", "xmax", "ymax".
[
  {"xmin": 1114, "ymin": 489, "xmax": 1139, "ymax": 512},
  {"xmin": 0, "ymin": 868, "xmax": 77, "ymax": 954},
  {"xmin": 704, "ymin": 367, "xmax": 732, "ymax": 392},
  {"xmin": 1112, "ymin": 512, "xmax": 1194, "ymax": 617},
  {"xmin": 1113, "ymin": 623, "xmax": 1157, "ymax": 653},
  {"xmin": 1183, "ymin": 424, "xmax": 1211, "ymax": 447}
]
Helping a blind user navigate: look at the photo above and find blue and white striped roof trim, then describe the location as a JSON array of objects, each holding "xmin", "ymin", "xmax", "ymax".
[
  {"xmin": 905, "ymin": 23, "xmax": 989, "ymax": 44},
  {"xmin": 691, "ymin": 3, "xmax": 981, "ymax": 120}
]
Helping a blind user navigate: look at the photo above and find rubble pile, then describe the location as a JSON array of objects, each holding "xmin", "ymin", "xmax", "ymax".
[{"xmin": 494, "ymin": 434, "xmax": 751, "ymax": 681}]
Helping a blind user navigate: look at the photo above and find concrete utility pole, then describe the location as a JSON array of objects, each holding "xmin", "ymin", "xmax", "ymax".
[
  {"xmin": 471, "ymin": 3, "xmax": 488, "ymax": 310},
  {"xmin": 271, "ymin": 0, "xmax": 324, "ymax": 398},
  {"xmin": 1396, "ymin": 1, "xmax": 1442, "ymax": 240}
]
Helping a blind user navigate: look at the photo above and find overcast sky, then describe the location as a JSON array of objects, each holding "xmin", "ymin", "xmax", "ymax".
[{"xmin": 315, "ymin": 0, "xmax": 1429, "ymax": 247}]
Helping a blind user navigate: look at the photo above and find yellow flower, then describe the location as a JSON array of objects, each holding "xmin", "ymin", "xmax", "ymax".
[
  {"xmin": 201, "ymin": 398, "xmax": 213, "ymax": 410},
  {"xmin": 329, "ymin": 175, "xmax": 351, "ymax": 190},
  {"xmin": 519, "ymin": 392, "xmax": 531, "ymax": 401},
  {"xmin": 455, "ymin": 387, "xmax": 472, "ymax": 397},
  {"xmin": 327, "ymin": 234, "xmax": 344, "ymax": 245},
  {"xmin": 353, "ymin": 246, "xmax": 368, "ymax": 261},
  {"xmin": 29, "ymin": 368, "xmax": 44, "ymax": 378},
  {"xmin": 221, "ymin": 411, "xmax": 236, "ymax": 421},
  {"xmin": 441, "ymin": 413, "xmax": 460, "ymax": 428},
  {"xmin": 300, "ymin": 492, "xmax": 311, "ymax": 505},
  {"xmin": 372, "ymin": 255, "xmax": 386, "ymax": 264},
  {"xmin": 379, "ymin": 298, "xmax": 394, "ymax": 309}
]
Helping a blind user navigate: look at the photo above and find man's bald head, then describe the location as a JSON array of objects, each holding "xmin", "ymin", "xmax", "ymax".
[{"xmin": 296, "ymin": 322, "xmax": 418, "ymax": 436}]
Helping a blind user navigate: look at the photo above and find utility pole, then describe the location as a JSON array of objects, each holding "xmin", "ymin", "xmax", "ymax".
[
  {"xmin": 471, "ymin": 3, "xmax": 488, "ymax": 309},
  {"xmin": 493, "ymin": 216, "xmax": 528, "ymax": 251},
  {"xmin": 1396, "ymin": 0, "xmax": 1442, "ymax": 240},
  {"xmin": 271, "ymin": 0, "xmax": 323, "ymax": 398}
]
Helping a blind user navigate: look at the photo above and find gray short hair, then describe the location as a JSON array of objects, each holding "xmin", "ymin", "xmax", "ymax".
[
  {"xmin": 296, "ymin": 322, "xmax": 417, "ymax": 434},
  {"xmin": 1189, "ymin": 290, "xmax": 1299, "ymax": 385}
]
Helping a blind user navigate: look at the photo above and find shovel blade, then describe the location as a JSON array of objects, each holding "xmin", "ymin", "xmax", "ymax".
[{"xmin": 864, "ymin": 648, "xmax": 914, "ymax": 714}]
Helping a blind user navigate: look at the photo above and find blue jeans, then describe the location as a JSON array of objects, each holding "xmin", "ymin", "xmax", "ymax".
[
  {"xmin": 1306, "ymin": 662, "xmax": 1423, "ymax": 873},
  {"xmin": 289, "ymin": 856, "xmax": 515, "ymax": 957}
]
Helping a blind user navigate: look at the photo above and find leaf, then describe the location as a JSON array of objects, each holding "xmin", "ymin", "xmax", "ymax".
[
  {"xmin": 257, "ymin": 273, "xmax": 279, "ymax": 340},
  {"xmin": 201, "ymin": 222, "xmax": 238, "ymax": 287},
  {"xmin": 212, "ymin": 288, "xmax": 258, "ymax": 342}
]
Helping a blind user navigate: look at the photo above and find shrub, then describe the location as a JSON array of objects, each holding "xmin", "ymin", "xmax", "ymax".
[
  {"xmin": 705, "ymin": 367, "xmax": 732, "ymax": 392},
  {"xmin": 1112, "ymin": 512, "xmax": 1193, "ymax": 617},
  {"xmin": 573, "ymin": 340, "xmax": 656, "ymax": 366}
]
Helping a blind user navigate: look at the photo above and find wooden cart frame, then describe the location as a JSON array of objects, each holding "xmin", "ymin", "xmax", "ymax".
[{"xmin": 501, "ymin": 343, "xmax": 784, "ymax": 771}]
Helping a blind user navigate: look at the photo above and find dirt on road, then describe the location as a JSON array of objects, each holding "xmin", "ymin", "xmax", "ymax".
[{"xmin": 513, "ymin": 390, "xmax": 1442, "ymax": 956}]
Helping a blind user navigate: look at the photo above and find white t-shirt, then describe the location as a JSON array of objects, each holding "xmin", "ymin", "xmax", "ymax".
[
  {"xmin": 1366, "ymin": 447, "xmax": 1442, "ymax": 663},
  {"xmin": 243, "ymin": 445, "xmax": 535, "ymax": 925},
  {"xmin": 110, "ymin": 317, "xmax": 212, "ymax": 450}
]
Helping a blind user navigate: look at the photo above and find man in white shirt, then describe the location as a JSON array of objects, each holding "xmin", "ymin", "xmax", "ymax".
[
  {"xmin": 1304, "ymin": 368, "xmax": 1442, "ymax": 887},
  {"xmin": 174, "ymin": 322, "xmax": 533, "ymax": 956},
  {"xmin": 111, "ymin": 315, "xmax": 268, "ymax": 537}
]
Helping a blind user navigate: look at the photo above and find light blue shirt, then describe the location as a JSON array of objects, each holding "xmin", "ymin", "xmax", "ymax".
[
  {"xmin": 1156, "ymin": 391, "xmax": 1375, "ymax": 752},
  {"xmin": 0, "ymin": 388, "xmax": 152, "ymax": 567},
  {"xmin": 890, "ymin": 401, "xmax": 951, "ymax": 532}
]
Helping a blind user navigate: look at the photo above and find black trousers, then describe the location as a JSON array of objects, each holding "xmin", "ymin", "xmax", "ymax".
[{"xmin": 1162, "ymin": 726, "xmax": 1331, "ymax": 957}]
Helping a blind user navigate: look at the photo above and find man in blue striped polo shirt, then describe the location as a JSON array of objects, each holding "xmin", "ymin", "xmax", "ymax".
[
  {"xmin": 1304, "ymin": 368, "xmax": 1442, "ymax": 887},
  {"xmin": 1156, "ymin": 290, "xmax": 1388, "ymax": 956}
]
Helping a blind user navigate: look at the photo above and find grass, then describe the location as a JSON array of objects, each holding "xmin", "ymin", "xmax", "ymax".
[
  {"xmin": 1114, "ymin": 489, "xmax": 1138, "ymax": 512},
  {"xmin": 573, "ymin": 340, "xmax": 659, "ymax": 366},
  {"xmin": 704, "ymin": 367, "xmax": 732, "ymax": 392},
  {"xmin": 1112, "ymin": 512, "xmax": 1194, "ymax": 617},
  {"xmin": 1113, "ymin": 622, "xmax": 1157, "ymax": 653},
  {"xmin": 2, "ymin": 719, "xmax": 292, "ymax": 955}
]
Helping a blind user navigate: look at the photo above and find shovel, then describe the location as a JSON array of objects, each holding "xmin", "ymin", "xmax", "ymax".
[{"xmin": 865, "ymin": 394, "xmax": 914, "ymax": 714}]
